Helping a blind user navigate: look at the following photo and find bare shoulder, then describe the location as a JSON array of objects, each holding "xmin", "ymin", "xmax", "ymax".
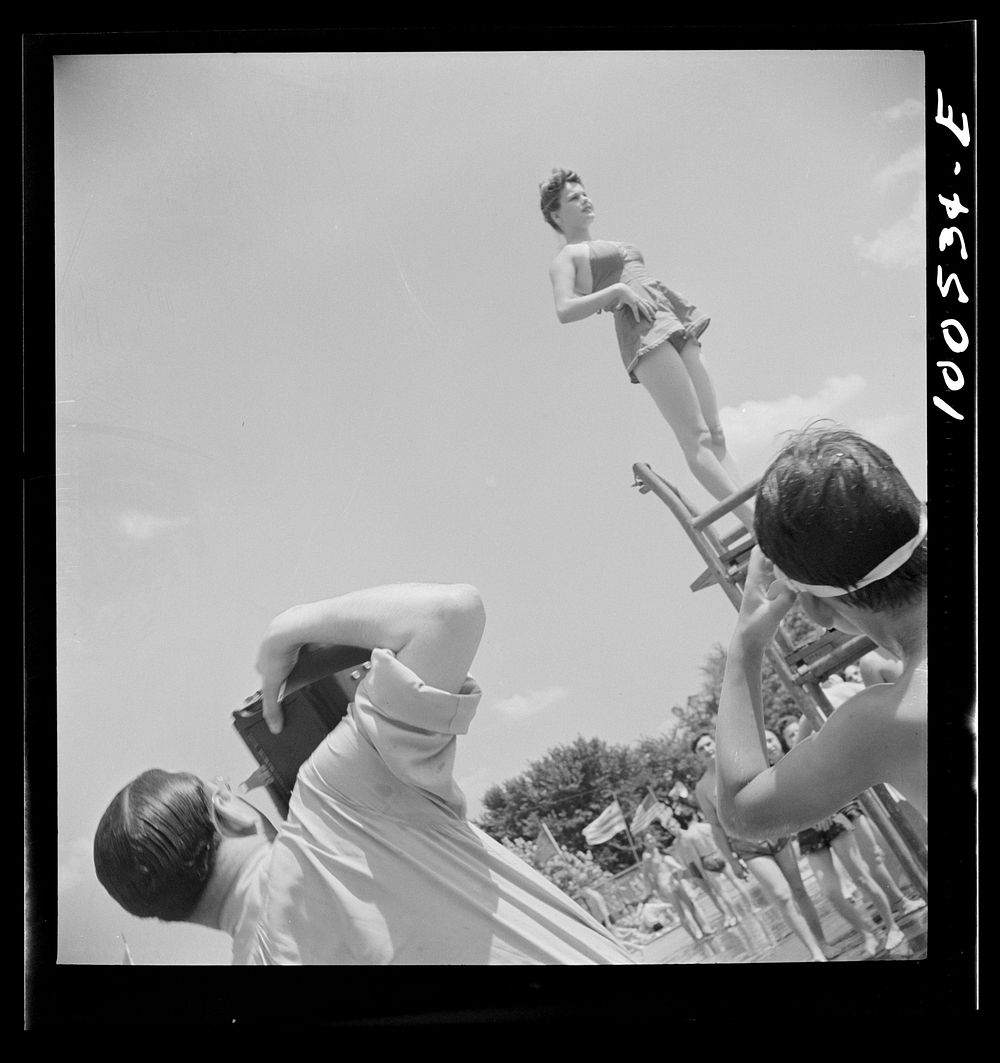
[
  {"xmin": 809, "ymin": 674, "xmax": 926, "ymax": 810},
  {"xmin": 550, "ymin": 242, "xmax": 585, "ymax": 269},
  {"xmin": 819, "ymin": 683, "xmax": 922, "ymax": 746}
]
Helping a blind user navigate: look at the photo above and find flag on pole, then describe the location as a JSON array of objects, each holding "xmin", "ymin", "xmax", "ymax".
[
  {"xmin": 583, "ymin": 800, "xmax": 626, "ymax": 846},
  {"xmin": 534, "ymin": 821, "xmax": 561, "ymax": 866},
  {"xmin": 629, "ymin": 789, "xmax": 671, "ymax": 835}
]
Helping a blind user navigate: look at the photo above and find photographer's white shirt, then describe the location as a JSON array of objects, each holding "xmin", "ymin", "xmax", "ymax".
[{"xmin": 230, "ymin": 649, "xmax": 633, "ymax": 965}]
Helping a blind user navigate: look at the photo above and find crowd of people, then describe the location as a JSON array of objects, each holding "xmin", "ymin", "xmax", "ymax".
[{"xmin": 627, "ymin": 702, "xmax": 925, "ymax": 960}]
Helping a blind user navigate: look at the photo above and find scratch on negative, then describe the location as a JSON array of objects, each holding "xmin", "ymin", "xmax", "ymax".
[{"xmin": 384, "ymin": 228, "xmax": 434, "ymax": 325}]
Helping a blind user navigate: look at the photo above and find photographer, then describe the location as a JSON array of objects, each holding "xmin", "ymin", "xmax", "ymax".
[{"xmin": 94, "ymin": 583, "xmax": 634, "ymax": 965}]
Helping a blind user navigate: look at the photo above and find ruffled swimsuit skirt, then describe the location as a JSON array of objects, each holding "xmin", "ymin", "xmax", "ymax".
[{"xmin": 588, "ymin": 239, "xmax": 710, "ymax": 383}]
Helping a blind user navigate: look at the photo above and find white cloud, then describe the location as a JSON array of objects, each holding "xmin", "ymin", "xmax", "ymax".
[
  {"xmin": 852, "ymin": 144, "xmax": 925, "ymax": 272},
  {"xmin": 722, "ymin": 376, "xmax": 918, "ymax": 477},
  {"xmin": 119, "ymin": 510, "xmax": 191, "ymax": 541},
  {"xmin": 873, "ymin": 98, "xmax": 923, "ymax": 124},
  {"xmin": 872, "ymin": 145, "xmax": 925, "ymax": 194},
  {"xmin": 492, "ymin": 685, "xmax": 568, "ymax": 721},
  {"xmin": 854, "ymin": 184, "xmax": 925, "ymax": 269},
  {"xmin": 721, "ymin": 374, "xmax": 869, "ymax": 471},
  {"xmin": 57, "ymin": 836, "xmax": 94, "ymax": 894}
]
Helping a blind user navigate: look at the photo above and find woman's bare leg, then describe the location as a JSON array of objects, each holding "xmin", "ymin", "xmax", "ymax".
[
  {"xmin": 772, "ymin": 844, "xmax": 833, "ymax": 950},
  {"xmin": 676, "ymin": 339, "xmax": 743, "ymax": 475},
  {"xmin": 744, "ymin": 854, "xmax": 828, "ymax": 961},
  {"xmin": 633, "ymin": 342, "xmax": 754, "ymax": 529},
  {"xmin": 850, "ymin": 814, "xmax": 916, "ymax": 910},
  {"xmin": 831, "ymin": 832, "xmax": 906, "ymax": 950},
  {"xmin": 723, "ymin": 864, "xmax": 762, "ymax": 915},
  {"xmin": 808, "ymin": 848, "xmax": 879, "ymax": 956},
  {"xmin": 723, "ymin": 864, "xmax": 778, "ymax": 942},
  {"xmin": 670, "ymin": 886, "xmax": 709, "ymax": 941},
  {"xmin": 696, "ymin": 868, "xmax": 739, "ymax": 926}
]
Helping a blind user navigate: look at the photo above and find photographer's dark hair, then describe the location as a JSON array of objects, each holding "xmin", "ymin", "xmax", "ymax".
[
  {"xmin": 93, "ymin": 769, "xmax": 219, "ymax": 921},
  {"xmin": 754, "ymin": 423, "xmax": 926, "ymax": 612}
]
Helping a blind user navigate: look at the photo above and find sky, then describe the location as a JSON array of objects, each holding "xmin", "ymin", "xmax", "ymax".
[{"xmin": 50, "ymin": 47, "xmax": 928, "ymax": 965}]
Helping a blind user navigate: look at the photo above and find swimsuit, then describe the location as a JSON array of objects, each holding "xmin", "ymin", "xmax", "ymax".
[
  {"xmin": 727, "ymin": 836, "xmax": 790, "ymax": 861},
  {"xmin": 797, "ymin": 801, "xmax": 863, "ymax": 856},
  {"xmin": 587, "ymin": 240, "xmax": 710, "ymax": 383}
]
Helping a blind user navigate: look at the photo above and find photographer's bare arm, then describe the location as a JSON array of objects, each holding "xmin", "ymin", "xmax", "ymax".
[
  {"xmin": 715, "ymin": 549, "xmax": 926, "ymax": 841},
  {"xmin": 257, "ymin": 582, "xmax": 485, "ymax": 732}
]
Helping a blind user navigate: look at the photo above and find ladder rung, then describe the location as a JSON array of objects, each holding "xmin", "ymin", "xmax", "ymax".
[
  {"xmin": 690, "ymin": 557, "xmax": 751, "ymax": 593},
  {"xmin": 690, "ymin": 569, "xmax": 720, "ymax": 592},
  {"xmin": 785, "ymin": 633, "xmax": 878, "ymax": 683},
  {"xmin": 689, "ymin": 480, "xmax": 760, "ymax": 531},
  {"xmin": 720, "ymin": 526, "xmax": 753, "ymax": 548},
  {"xmin": 717, "ymin": 537, "xmax": 756, "ymax": 566},
  {"xmin": 785, "ymin": 630, "xmax": 854, "ymax": 667}
]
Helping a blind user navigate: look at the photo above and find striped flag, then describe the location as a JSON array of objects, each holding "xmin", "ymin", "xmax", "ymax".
[
  {"xmin": 583, "ymin": 800, "xmax": 626, "ymax": 846},
  {"xmin": 534, "ymin": 821, "xmax": 561, "ymax": 866},
  {"xmin": 630, "ymin": 789, "xmax": 671, "ymax": 835}
]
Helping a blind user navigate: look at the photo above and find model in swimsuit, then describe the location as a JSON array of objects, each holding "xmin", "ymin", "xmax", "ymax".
[{"xmin": 540, "ymin": 168, "xmax": 753, "ymax": 530}]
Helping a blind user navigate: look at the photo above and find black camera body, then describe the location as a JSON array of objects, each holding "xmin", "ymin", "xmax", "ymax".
[{"xmin": 232, "ymin": 644, "xmax": 371, "ymax": 819}]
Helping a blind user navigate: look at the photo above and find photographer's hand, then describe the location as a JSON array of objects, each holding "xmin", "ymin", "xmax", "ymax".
[{"xmin": 256, "ymin": 616, "xmax": 304, "ymax": 733}]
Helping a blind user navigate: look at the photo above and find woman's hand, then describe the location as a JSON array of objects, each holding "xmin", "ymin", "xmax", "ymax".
[
  {"xmin": 614, "ymin": 284, "xmax": 657, "ymax": 323},
  {"xmin": 733, "ymin": 547, "xmax": 797, "ymax": 650}
]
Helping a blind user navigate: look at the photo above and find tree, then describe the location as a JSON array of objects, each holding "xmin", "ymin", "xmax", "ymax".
[
  {"xmin": 477, "ymin": 735, "xmax": 648, "ymax": 874},
  {"xmin": 476, "ymin": 609, "xmax": 829, "ymax": 873},
  {"xmin": 671, "ymin": 604, "xmax": 827, "ymax": 737},
  {"xmin": 500, "ymin": 836, "xmax": 612, "ymax": 899},
  {"xmin": 633, "ymin": 732, "xmax": 705, "ymax": 817}
]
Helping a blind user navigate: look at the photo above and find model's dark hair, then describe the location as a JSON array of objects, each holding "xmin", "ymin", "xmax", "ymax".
[
  {"xmin": 538, "ymin": 167, "xmax": 583, "ymax": 232},
  {"xmin": 754, "ymin": 422, "xmax": 926, "ymax": 611},
  {"xmin": 93, "ymin": 769, "xmax": 219, "ymax": 922},
  {"xmin": 690, "ymin": 730, "xmax": 714, "ymax": 755}
]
